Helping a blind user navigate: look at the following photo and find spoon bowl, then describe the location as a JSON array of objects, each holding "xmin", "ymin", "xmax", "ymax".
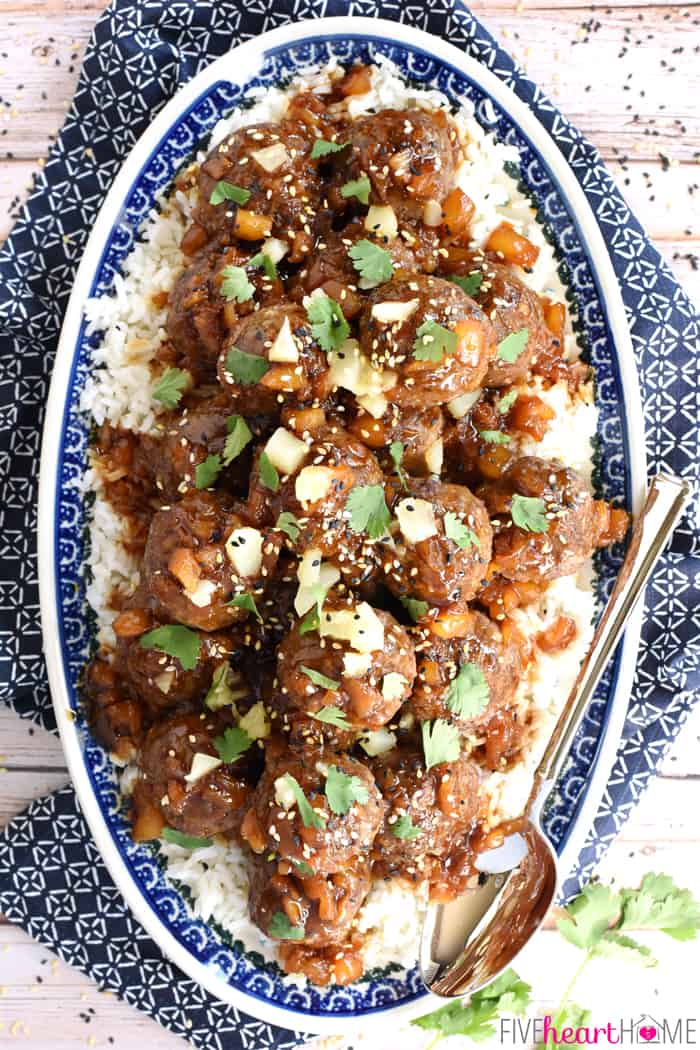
[{"xmin": 420, "ymin": 474, "xmax": 689, "ymax": 1000}]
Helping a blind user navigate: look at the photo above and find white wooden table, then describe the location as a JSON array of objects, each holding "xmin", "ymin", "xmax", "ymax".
[{"xmin": 1, "ymin": 2, "xmax": 698, "ymax": 1046}]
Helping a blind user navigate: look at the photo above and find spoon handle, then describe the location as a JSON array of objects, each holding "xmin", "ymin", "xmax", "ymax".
[{"xmin": 531, "ymin": 473, "xmax": 690, "ymax": 798}]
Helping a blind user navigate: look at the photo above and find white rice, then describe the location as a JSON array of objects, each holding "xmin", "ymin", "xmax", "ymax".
[{"xmin": 82, "ymin": 58, "xmax": 598, "ymax": 980}]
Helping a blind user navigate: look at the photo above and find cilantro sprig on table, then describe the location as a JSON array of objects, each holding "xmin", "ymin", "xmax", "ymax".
[{"xmin": 413, "ymin": 968, "xmax": 531, "ymax": 1044}]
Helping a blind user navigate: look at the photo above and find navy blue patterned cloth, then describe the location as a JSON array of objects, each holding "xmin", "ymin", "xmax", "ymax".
[{"xmin": 0, "ymin": 0, "xmax": 697, "ymax": 1046}]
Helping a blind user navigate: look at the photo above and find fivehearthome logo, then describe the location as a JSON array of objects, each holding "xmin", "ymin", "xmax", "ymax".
[{"xmin": 498, "ymin": 1014, "xmax": 698, "ymax": 1045}]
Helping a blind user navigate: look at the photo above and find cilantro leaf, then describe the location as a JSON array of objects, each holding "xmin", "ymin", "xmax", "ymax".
[
  {"xmin": 443, "ymin": 511, "xmax": 480, "ymax": 549},
  {"xmin": 389, "ymin": 440, "xmax": 408, "ymax": 489},
  {"xmin": 449, "ymin": 271, "xmax": 483, "ymax": 297},
  {"xmin": 593, "ymin": 932, "xmax": 656, "ymax": 967},
  {"xmin": 228, "ymin": 592, "xmax": 262, "ymax": 622},
  {"xmin": 300, "ymin": 665, "xmax": 340, "ymax": 691},
  {"xmin": 279, "ymin": 773, "xmax": 327, "ymax": 829},
  {"xmin": 203, "ymin": 664, "xmax": 237, "ymax": 711},
  {"xmin": 391, "ymin": 814, "xmax": 422, "ymax": 841},
  {"xmin": 310, "ymin": 706, "xmax": 352, "ymax": 730},
  {"xmin": 497, "ymin": 328, "xmax": 529, "ymax": 363},
  {"xmin": 299, "ymin": 607, "xmax": 320, "ymax": 636},
  {"xmin": 139, "ymin": 625, "xmax": 200, "ymax": 671},
  {"xmin": 346, "ymin": 484, "xmax": 392, "ymax": 540},
  {"xmin": 511, "ymin": 493, "xmax": 548, "ymax": 533},
  {"xmin": 258, "ymin": 451, "xmax": 280, "ymax": 492},
  {"xmin": 162, "ymin": 828, "xmax": 212, "ymax": 850},
  {"xmin": 497, "ymin": 389, "xmax": 518, "ymax": 414},
  {"xmin": 413, "ymin": 968, "xmax": 531, "ymax": 1041},
  {"xmin": 305, "ymin": 293, "xmax": 350, "ymax": 351},
  {"xmin": 292, "ymin": 859, "xmax": 315, "ymax": 877},
  {"xmin": 421, "ymin": 718, "xmax": 461, "ymax": 771},
  {"xmin": 152, "ymin": 367, "xmax": 189, "ymax": 410},
  {"xmin": 195, "ymin": 453, "xmax": 222, "ymax": 489},
  {"xmin": 225, "ymin": 346, "xmax": 270, "ymax": 385},
  {"xmin": 325, "ymin": 765, "xmax": 369, "ymax": 815},
  {"xmin": 479, "ymin": 429, "xmax": 511, "ymax": 445},
  {"xmin": 249, "ymin": 251, "xmax": 277, "ymax": 279},
  {"xmin": 276, "ymin": 511, "xmax": 300, "ymax": 542},
  {"xmin": 413, "ymin": 320, "xmax": 458, "ymax": 362},
  {"xmin": 618, "ymin": 873, "xmax": 700, "ymax": 941},
  {"xmin": 209, "ymin": 181, "xmax": 251, "ymax": 206},
  {"xmin": 213, "ymin": 726, "xmax": 253, "ymax": 763},
  {"xmin": 557, "ymin": 882, "xmax": 621, "ymax": 951},
  {"xmin": 446, "ymin": 661, "xmax": 490, "ymax": 720},
  {"xmin": 223, "ymin": 415, "xmax": 253, "ymax": 465},
  {"xmin": 340, "ymin": 176, "xmax": 371, "ymax": 204},
  {"xmin": 400, "ymin": 596, "xmax": 429, "ymax": 622},
  {"xmin": 268, "ymin": 910, "xmax": 305, "ymax": 940},
  {"xmin": 348, "ymin": 239, "xmax": 394, "ymax": 286},
  {"xmin": 310, "ymin": 138, "xmax": 349, "ymax": 159},
  {"xmin": 220, "ymin": 264, "xmax": 255, "ymax": 303}
]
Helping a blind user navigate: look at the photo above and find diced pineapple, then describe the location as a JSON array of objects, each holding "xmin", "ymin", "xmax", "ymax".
[
  {"xmin": 447, "ymin": 389, "xmax": 482, "ymax": 419},
  {"xmin": 424, "ymin": 438, "xmax": 444, "ymax": 476},
  {"xmin": 261, "ymin": 237, "xmax": 288, "ymax": 263},
  {"xmin": 268, "ymin": 316, "xmax": 299, "ymax": 363},
  {"xmin": 396, "ymin": 498, "xmax": 438, "ymax": 543},
  {"xmin": 264, "ymin": 427, "xmax": 309, "ymax": 476},
  {"xmin": 298, "ymin": 547, "xmax": 323, "ymax": 589},
  {"xmin": 185, "ymin": 579, "xmax": 218, "ymax": 608},
  {"xmin": 359, "ymin": 727, "xmax": 397, "ymax": 757},
  {"xmin": 357, "ymin": 392, "xmax": 388, "ymax": 419},
  {"xmin": 225, "ymin": 527, "xmax": 263, "ymax": 578},
  {"xmin": 381, "ymin": 672, "xmax": 407, "ymax": 703},
  {"xmin": 274, "ymin": 775, "xmax": 297, "ymax": 810},
  {"xmin": 343, "ymin": 651, "xmax": 372, "ymax": 678},
  {"xmin": 238, "ymin": 701, "xmax": 270, "ymax": 740},
  {"xmin": 184, "ymin": 752, "xmax": 222, "ymax": 784},
  {"xmin": 320, "ymin": 602, "xmax": 385, "ymax": 653},
  {"xmin": 294, "ymin": 562, "xmax": 341, "ymax": 616},
  {"xmin": 295, "ymin": 465, "xmax": 335, "ymax": 504},
  {"xmin": 371, "ymin": 298, "xmax": 420, "ymax": 325},
  {"xmin": 364, "ymin": 204, "xmax": 398, "ymax": 241},
  {"xmin": 251, "ymin": 142, "xmax": 288, "ymax": 172}
]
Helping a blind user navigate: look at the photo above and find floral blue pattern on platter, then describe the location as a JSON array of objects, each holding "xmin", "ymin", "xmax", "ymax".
[{"xmin": 55, "ymin": 36, "xmax": 628, "ymax": 1018}]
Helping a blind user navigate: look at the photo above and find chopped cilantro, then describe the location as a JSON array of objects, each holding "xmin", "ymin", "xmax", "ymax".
[
  {"xmin": 203, "ymin": 664, "xmax": 237, "ymax": 711},
  {"xmin": 389, "ymin": 440, "xmax": 408, "ymax": 489},
  {"xmin": 223, "ymin": 415, "xmax": 253, "ymax": 465},
  {"xmin": 443, "ymin": 511, "xmax": 480, "ymax": 549},
  {"xmin": 258, "ymin": 451, "xmax": 280, "ymax": 492},
  {"xmin": 348, "ymin": 239, "xmax": 394, "ymax": 285},
  {"xmin": 346, "ymin": 484, "xmax": 392, "ymax": 540},
  {"xmin": 300, "ymin": 665, "xmax": 340, "ymax": 691},
  {"xmin": 275, "ymin": 511, "xmax": 300, "ymax": 542},
  {"xmin": 310, "ymin": 706, "xmax": 352, "ymax": 730},
  {"xmin": 391, "ymin": 814, "xmax": 422, "ymax": 841},
  {"xmin": 310, "ymin": 138, "xmax": 349, "ymax": 159},
  {"xmin": 446, "ymin": 661, "xmax": 490, "ymax": 720},
  {"xmin": 497, "ymin": 389, "xmax": 519, "ymax": 414},
  {"xmin": 225, "ymin": 346, "xmax": 270, "ymax": 385},
  {"xmin": 291, "ymin": 859, "xmax": 315, "ymax": 877},
  {"xmin": 511, "ymin": 493, "xmax": 548, "ymax": 533},
  {"xmin": 421, "ymin": 718, "xmax": 461, "ymax": 771},
  {"xmin": 400, "ymin": 596, "xmax": 429, "ymax": 622},
  {"xmin": 497, "ymin": 328, "xmax": 529, "ymax": 363},
  {"xmin": 152, "ymin": 367, "xmax": 189, "ymax": 410},
  {"xmin": 213, "ymin": 726, "xmax": 252, "ymax": 763},
  {"xmin": 449, "ymin": 271, "xmax": 483, "ymax": 297},
  {"xmin": 194, "ymin": 454, "xmax": 222, "ymax": 489},
  {"xmin": 249, "ymin": 251, "xmax": 277, "ymax": 279},
  {"xmin": 220, "ymin": 264, "xmax": 254, "ymax": 303},
  {"xmin": 268, "ymin": 911, "xmax": 305, "ymax": 940},
  {"xmin": 413, "ymin": 968, "xmax": 531, "ymax": 1041},
  {"xmin": 340, "ymin": 176, "xmax": 371, "ymax": 204},
  {"xmin": 279, "ymin": 773, "xmax": 327, "ymax": 829},
  {"xmin": 139, "ymin": 625, "xmax": 200, "ymax": 671},
  {"xmin": 305, "ymin": 293, "xmax": 350, "ymax": 351},
  {"xmin": 228, "ymin": 592, "xmax": 262, "ymax": 622},
  {"xmin": 209, "ymin": 181, "xmax": 251, "ymax": 206},
  {"xmin": 325, "ymin": 765, "xmax": 369, "ymax": 815},
  {"xmin": 413, "ymin": 320, "xmax": 458, "ymax": 362},
  {"xmin": 162, "ymin": 828, "xmax": 212, "ymax": 849},
  {"xmin": 479, "ymin": 429, "xmax": 511, "ymax": 445}
]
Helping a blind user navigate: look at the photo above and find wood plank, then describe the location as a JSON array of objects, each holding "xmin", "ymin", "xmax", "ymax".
[{"xmin": 0, "ymin": 710, "xmax": 67, "ymax": 771}]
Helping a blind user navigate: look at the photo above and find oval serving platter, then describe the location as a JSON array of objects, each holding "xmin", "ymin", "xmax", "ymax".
[{"xmin": 38, "ymin": 17, "xmax": 647, "ymax": 1035}]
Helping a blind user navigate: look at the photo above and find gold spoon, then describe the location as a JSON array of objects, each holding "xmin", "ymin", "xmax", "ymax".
[{"xmin": 420, "ymin": 473, "xmax": 690, "ymax": 998}]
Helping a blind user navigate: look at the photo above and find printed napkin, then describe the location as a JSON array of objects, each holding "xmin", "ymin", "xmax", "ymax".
[{"xmin": 0, "ymin": 0, "xmax": 697, "ymax": 1046}]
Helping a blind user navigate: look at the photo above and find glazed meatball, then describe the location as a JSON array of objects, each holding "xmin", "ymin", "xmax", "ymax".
[
  {"xmin": 477, "ymin": 456, "xmax": 597, "ymax": 582},
  {"xmin": 246, "ymin": 419, "xmax": 384, "ymax": 585},
  {"xmin": 85, "ymin": 656, "xmax": 143, "ymax": 762},
  {"xmin": 371, "ymin": 746, "xmax": 480, "ymax": 881},
  {"xmin": 114, "ymin": 615, "xmax": 235, "ymax": 714},
  {"xmin": 241, "ymin": 751, "xmax": 384, "ymax": 875},
  {"xmin": 357, "ymin": 275, "xmax": 496, "ymax": 408},
  {"xmin": 345, "ymin": 108, "xmax": 458, "ymax": 222},
  {"xmin": 248, "ymin": 853, "xmax": 370, "ymax": 947},
  {"xmin": 409, "ymin": 610, "xmax": 524, "ymax": 735},
  {"xmin": 134, "ymin": 711, "xmax": 254, "ymax": 839},
  {"xmin": 192, "ymin": 121, "xmax": 324, "ymax": 259},
  {"xmin": 167, "ymin": 246, "xmax": 284, "ymax": 381},
  {"xmin": 348, "ymin": 403, "xmax": 444, "ymax": 479},
  {"xmin": 217, "ymin": 304, "xmax": 332, "ymax": 416},
  {"xmin": 381, "ymin": 478, "xmax": 493, "ymax": 608},
  {"xmin": 142, "ymin": 489, "xmax": 281, "ymax": 631},
  {"xmin": 276, "ymin": 600, "xmax": 416, "ymax": 730}
]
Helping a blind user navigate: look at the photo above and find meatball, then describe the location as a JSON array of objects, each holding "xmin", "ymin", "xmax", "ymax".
[
  {"xmin": 357, "ymin": 275, "xmax": 496, "ymax": 408},
  {"xmin": 409, "ymin": 611, "xmax": 524, "ymax": 735},
  {"xmin": 248, "ymin": 853, "xmax": 370, "ymax": 948},
  {"xmin": 477, "ymin": 456, "xmax": 597, "ymax": 582},
  {"xmin": 246, "ymin": 419, "xmax": 384, "ymax": 585},
  {"xmin": 115, "ymin": 618, "xmax": 235, "ymax": 714},
  {"xmin": 135, "ymin": 712, "xmax": 253, "ymax": 839},
  {"xmin": 85, "ymin": 655, "xmax": 143, "ymax": 762},
  {"xmin": 345, "ymin": 109, "xmax": 458, "ymax": 222},
  {"xmin": 348, "ymin": 403, "xmax": 444, "ymax": 479},
  {"xmin": 217, "ymin": 304, "xmax": 332, "ymax": 416},
  {"xmin": 276, "ymin": 600, "xmax": 416, "ymax": 730},
  {"xmin": 192, "ymin": 121, "xmax": 324, "ymax": 259},
  {"xmin": 241, "ymin": 751, "xmax": 384, "ymax": 875},
  {"xmin": 381, "ymin": 478, "xmax": 493, "ymax": 608},
  {"xmin": 167, "ymin": 246, "xmax": 284, "ymax": 381},
  {"xmin": 370, "ymin": 747, "xmax": 480, "ymax": 880},
  {"xmin": 142, "ymin": 489, "xmax": 281, "ymax": 631}
]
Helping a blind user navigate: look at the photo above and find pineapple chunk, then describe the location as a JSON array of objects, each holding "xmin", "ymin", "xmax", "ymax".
[
  {"xmin": 268, "ymin": 316, "xmax": 299, "ymax": 363},
  {"xmin": 295, "ymin": 465, "xmax": 335, "ymax": 504},
  {"xmin": 320, "ymin": 602, "xmax": 384, "ymax": 653},
  {"xmin": 264, "ymin": 427, "xmax": 309, "ymax": 476},
  {"xmin": 359, "ymin": 727, "xmax": 397, "ymax": 757},
  {"xmin": 294, "ymin": 562, "xmax": 341, "ymax": 616},
  {"xmin": 425, "ymin": 438, "xmax": 444, "ymax": 476},
  {"xmin": 364, "ymin": 204, "xmax": 398, "ymax": 241},
  {"xmin": 238, "ymin": 701, "xmax": 270, "ymax": 740},
  {"xmin": 343, "ymin": 651, "xmax": 372, "ymax": 678},
  {"xmin": 225, "ymin": 527, "xmax": 263, "ymax": 578},
  {"xmin": 371, "ymin": 298, "xmax": 420, "ymax": 325},
  {"xmin": 396, "ymin": 498, "xmax": 438, "ymax": 544},
  {"xmin": 184, "ymin": 752, "xmax": 222, "ymax": 784},
  {"xmin": 447, "ymin": 389, "xmax": 482, "ymax": 419},
  {"xmin": 381, "ymin": 672, "xmax": 407, "ymax": 703},
  {"xmin": 251, "ymin": 142, "xmax": 288, "ymax": 172}
]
